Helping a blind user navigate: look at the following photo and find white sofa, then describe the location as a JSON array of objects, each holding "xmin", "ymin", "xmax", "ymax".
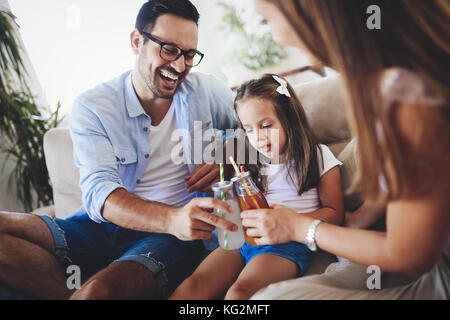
[{"xmin": 41, "ymin": 74, "xmax": 362, "ymax": 276}]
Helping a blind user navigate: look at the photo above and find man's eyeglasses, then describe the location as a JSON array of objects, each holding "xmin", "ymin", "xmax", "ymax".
[{"xmin": 141, "ymin": 31, "xmax": 204, "ymax": 67}]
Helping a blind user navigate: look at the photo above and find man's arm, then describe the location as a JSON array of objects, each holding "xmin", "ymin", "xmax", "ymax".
[
  {"xmin": 103, "ymin": 188, "xmax": 238, "ymax": 241},
  {"xmin": 102, "ymin": 189, "xmax": 173, "ymax": 233},
  {"xmin": 71, "ymin": 98, "xmax": 237, "ymax": 239},
  {"xmin": 70, "ymin": 99, "xmax": 124, "ymax": 223}
]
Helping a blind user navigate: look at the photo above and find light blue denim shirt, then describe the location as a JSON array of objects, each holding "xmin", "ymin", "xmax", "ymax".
[{"xmin": 69, "ymin": 70, "xmax": 237, "ymax": 224}]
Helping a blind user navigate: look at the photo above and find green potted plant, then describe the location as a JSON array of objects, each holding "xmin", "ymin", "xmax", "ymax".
[
  {"xmin": 0, "ymin": 9, "xmax": 63, "ymax": 212},
  {"xmin": 217, "ymin": 1, "xmax": 288, "ymax": 71}
]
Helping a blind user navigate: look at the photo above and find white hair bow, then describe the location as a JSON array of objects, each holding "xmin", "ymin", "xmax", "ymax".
[{"xmin": 272, "ymin": 75, "xmax": 291, "ymax": 97}]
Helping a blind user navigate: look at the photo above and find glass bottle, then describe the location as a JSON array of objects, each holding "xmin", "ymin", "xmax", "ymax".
[
  {"xmin": 231, "ymin": 172, "xmax": 269, "ymax": 246},
  {"xmin": 212, "ymin": 181, "xmax": 245, "ymax": 250}
]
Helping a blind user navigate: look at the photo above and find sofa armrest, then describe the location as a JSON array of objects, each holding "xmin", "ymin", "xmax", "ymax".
[
  {"xmin": 31, "ymin": 205, "xmax": 55, "ymax": 218},
  {"xmin": 44, "ymin": 128, "xmax": 82, "ymax": 219}
]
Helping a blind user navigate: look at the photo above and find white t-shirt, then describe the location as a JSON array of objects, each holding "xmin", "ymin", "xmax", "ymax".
[
  {"xmin": 265, "ymin": 144, "xmax": 342, "ymax": 213},
  {"xmin": 134, "ymin": 104, "xmax": 195, "ymax": 207}
]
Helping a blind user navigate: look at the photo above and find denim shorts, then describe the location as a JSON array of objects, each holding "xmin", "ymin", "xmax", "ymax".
[
  {"xmin": 38, "ymin": 213, "xmax": 205, "ymax": 298},
  {"xmin": 239, "ymin": 241, "xmax": 312, "ymax": 276}
]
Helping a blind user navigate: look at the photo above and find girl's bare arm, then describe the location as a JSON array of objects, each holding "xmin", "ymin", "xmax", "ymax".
[{"xmin": 302, "ymin": 166, "xmax": 345, "ymax": 226}]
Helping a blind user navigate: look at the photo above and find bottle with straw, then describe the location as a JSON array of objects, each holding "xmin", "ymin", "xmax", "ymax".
[
  {"xmin": 211, "ymin": 163, "xmax": 245, "ymax": 250},
  {"xmin": 230, "ymin": 156, "xmax": 269, "ymax": 246},
  {"xmin": 229, "ymin": 157, "xmax": 260, "ymax": 209}
]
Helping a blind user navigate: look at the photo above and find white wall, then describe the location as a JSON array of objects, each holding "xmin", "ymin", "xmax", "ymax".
[
  {"xmin": 9, "ymin": 0, "xmax": 316, "ymax": 116},
  {"xmin": 9, "ymin": 0, "xmax": 144, "ymax": 117}
]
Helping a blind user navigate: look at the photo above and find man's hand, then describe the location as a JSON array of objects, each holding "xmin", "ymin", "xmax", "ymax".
[
  {"xmin": 167, "ymin": 197, "xmax": 238, "ymax": 241},
  {"xmin": 184, "ymin": 163, "xmax": 221, "ymax": 194}
]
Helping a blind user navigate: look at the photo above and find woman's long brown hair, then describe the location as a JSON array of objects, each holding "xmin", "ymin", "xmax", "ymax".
[
  {"xmin": 271, "ymin": 0, "xmax": 450, "ymax": 202},
  {"xmin": 234, "ymin": 74, "xmax": 322, "ymax": 195}
]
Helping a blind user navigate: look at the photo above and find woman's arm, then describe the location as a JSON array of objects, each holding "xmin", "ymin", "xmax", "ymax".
[
  {"xmin": 244, "ymin": 185, "xmax": 448, "ymax": 276},
  {"xmin": 293, "ymin": 188, "xmax": 449, "ymax": 276},
  {"xmin": 242, "ymin": 166, "xmax": 344, "ymax": 244}
]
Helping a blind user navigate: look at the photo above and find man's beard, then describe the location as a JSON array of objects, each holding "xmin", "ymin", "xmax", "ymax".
[{"xmin": 139, "ymin": 63, "xmax": 185, "ymax": 100}]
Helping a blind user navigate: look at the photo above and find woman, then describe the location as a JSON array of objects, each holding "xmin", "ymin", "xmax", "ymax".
[{"xmin": 241, "ymin": 0, "xmax": 449, "ymax": 299}]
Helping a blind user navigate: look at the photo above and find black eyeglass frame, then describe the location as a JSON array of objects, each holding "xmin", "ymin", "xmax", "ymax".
[{"xmin": 141, "ymin": 31, "xmax": 204, "ymax": 67}]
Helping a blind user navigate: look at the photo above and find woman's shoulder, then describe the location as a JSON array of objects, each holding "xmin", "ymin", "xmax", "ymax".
[
  {"xmin": 379, "ymin": 67, "xmax": 446, "ymax": 108},
  {"xmin": 379, "ymin": 68, "xmax": 450, "ymax": 198},
  {"xmin": 379, "ymin": 68, "xmax": 449, "ymax": 148}
]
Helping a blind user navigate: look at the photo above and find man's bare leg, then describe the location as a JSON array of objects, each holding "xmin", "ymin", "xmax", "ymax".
[
  {"xmin": 70, "ymin": 261, "xmax": 157, "ymax": 300},
  {"xmin": 0, "ymin": 212, "xmax": 71, "ymax": 299}
]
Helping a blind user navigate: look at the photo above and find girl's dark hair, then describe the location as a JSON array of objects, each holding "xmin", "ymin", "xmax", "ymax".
[
  {"xmin": 234, "ymin": 74, "xmax": 322, "ymax": 195},
  {"xmin": 135, "ymin": 0, "xmax": 200, "ymax": 34}
]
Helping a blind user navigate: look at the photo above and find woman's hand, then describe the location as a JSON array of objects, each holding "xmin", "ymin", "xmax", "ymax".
[{"xmin": 241, "ymin": 204, "xmax": 307, "ymax": 245}]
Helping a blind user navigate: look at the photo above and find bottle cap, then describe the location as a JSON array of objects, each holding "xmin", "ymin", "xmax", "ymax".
[
  {"xmin": 211, "ymin": 181, "xmax": 234, "ymax": 192},
  {"xmin": 231, "ymin": 171, "xmax": 250, "ymax": 183}
]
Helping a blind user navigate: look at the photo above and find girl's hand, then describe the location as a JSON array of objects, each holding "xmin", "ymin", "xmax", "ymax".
[{"xmin": 241, "ymin": 204, "xmax": 299, "ymax": 245}]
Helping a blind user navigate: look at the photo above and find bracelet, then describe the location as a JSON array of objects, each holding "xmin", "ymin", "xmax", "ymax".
[{"xmin": 305, "ymin": 219, "xmax": 325, "ymax": 251}]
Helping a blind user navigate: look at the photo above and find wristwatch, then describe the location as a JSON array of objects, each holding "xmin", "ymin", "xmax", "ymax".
[{"xmin": 305, "ymin": 219, "xmax": 325, "ymax": 251}]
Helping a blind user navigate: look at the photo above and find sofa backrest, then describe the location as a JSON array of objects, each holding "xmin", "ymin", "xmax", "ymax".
[
  {"xmin": 44, "ymin": 74, "xmax": 362, "ymax": 219},
  {"xmin": 294, "ymin": 75, "xmax": 351, "ymax": 155}
]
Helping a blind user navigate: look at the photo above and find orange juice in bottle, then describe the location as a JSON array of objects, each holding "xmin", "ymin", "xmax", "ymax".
[{"xmin": 231, "ymin": 171, "xmax": 269, "ymax": 246}]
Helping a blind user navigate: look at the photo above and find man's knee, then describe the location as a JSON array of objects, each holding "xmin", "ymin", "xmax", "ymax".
[
  {"xmin": 0, "ymin": 212, "xmax": 17, "ymax": 234},
  {"xmin": 71, "ymin": 261, "xmax": 158, "ymax": 300},
  {"xmin": 70, "ymin": 279, "xmax": 111, "ymax": 300},
  {"xmin": 0, "ymin": 212, "xmax": 54, "ymax": 252}
]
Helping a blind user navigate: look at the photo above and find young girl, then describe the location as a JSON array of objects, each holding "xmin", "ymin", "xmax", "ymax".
[{"xmin": 169, "ymin": 74, "xmax": 344, "ymax": 300}]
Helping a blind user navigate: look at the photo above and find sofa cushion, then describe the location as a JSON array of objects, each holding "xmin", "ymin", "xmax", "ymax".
[
  {"xmin": 294, "ymin": 76, "xmax": 362, "ymax": 210},
  {"xmin": 294, "ymin": 75, "xmax": 352, "ymax": 154},
  {"xmin": 44, "ymin": 128, "xmax": 82, "ymax": 219},
  {"xmin": 337, "ymin": 138, "xmax": 364, "ymax": 211}
]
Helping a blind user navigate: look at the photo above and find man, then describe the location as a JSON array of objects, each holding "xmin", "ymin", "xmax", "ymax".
[{"xmin": 0, "ymin": 0, "xmax": 237, "ymax": 299}]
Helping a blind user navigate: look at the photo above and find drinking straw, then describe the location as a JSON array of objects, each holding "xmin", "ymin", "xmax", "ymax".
[
  {"xmin": 219, "ymin": 163, "xmax": 228, "ymax": 249},
  {"xmin": 219, "ymin": 163, "xmax": 225, "ymax": 200}
]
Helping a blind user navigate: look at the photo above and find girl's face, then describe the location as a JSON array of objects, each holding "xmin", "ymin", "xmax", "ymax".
[{"xmin": 236, "ymin": 98, "xmax": 287, "ymax": 162}]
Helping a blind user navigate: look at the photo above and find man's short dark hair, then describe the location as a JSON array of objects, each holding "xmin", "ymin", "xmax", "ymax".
[{"xmin": 135, "ymin": 0, "xmax": 200, "ymax": 34}]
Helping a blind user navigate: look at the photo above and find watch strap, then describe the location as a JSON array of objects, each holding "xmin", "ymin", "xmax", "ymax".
[{"xmin": 305, "ymin": 219, "xmax": 324, "ymax": 251}]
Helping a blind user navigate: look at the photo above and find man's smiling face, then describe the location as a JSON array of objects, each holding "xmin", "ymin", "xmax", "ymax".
[{"xmin": 136, "ymin": 14, "xmax": 199, "ymax": 99}]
